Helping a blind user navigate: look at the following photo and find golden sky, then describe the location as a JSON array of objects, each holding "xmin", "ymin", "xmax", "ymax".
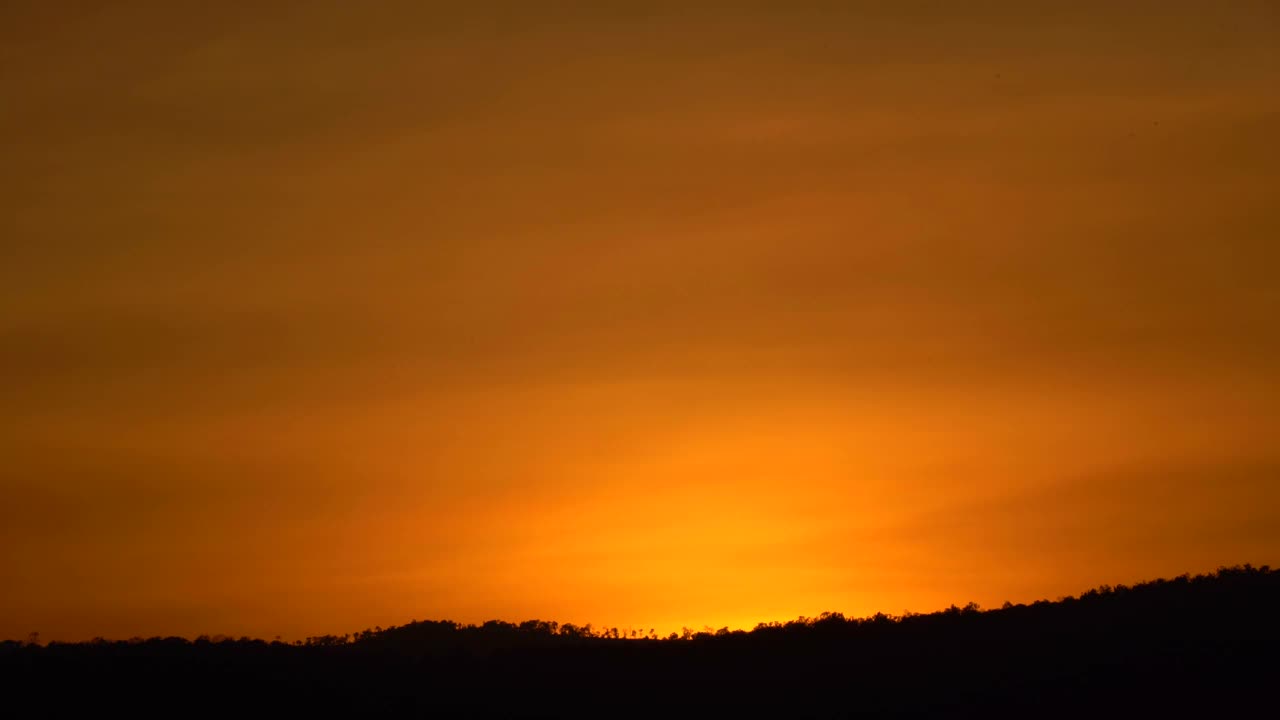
[{"xmin": 3, "ymin": 1, "xmax": 1279, "ymax": 641}]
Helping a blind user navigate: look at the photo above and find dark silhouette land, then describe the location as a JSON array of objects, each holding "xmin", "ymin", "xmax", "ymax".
[{"xmin": 4, "ymin": 565, "xmax": 1276, "ymax": 717}]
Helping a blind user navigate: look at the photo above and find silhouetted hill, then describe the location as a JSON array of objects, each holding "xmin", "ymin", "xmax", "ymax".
[{"xmin": 4, "ymin": 565, "xmax": 1277, "ymax": 717}]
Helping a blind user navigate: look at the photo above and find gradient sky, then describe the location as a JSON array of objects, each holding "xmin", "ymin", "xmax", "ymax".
[{"xmin": 3, "ymin": 1, "xmax": 1279, "ymax": 642}]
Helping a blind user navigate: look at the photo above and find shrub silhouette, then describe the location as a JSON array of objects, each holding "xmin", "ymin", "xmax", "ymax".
[{"xmin": 3, "ymin": 565, "xmax": 1276, "ymax": 717}]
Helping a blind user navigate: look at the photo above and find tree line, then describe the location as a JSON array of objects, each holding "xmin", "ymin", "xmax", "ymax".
[{"xmin": 4, "ymin": 564, "xmax": 1276, "ymax": 717}]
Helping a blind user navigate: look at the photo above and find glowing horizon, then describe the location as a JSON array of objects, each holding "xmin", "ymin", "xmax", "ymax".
[{"xmin": 3, "ymin": 1, "xmax": 1278, "ymax": 642}]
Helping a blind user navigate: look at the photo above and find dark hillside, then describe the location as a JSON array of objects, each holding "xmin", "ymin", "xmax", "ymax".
[{"xmin": 4, "ymin": 565, "xmax": 1277, "ymax": 717}]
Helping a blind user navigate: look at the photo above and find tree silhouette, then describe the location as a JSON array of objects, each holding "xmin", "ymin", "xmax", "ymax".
[{"xmin": 2, "ymin": 565, "xmax": 1276, "ymax": 717}]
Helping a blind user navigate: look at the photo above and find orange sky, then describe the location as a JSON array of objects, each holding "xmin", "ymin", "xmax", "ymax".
[{"xmin": 3, "ymin": 1, "xmax": 1279, "ymax": 641}]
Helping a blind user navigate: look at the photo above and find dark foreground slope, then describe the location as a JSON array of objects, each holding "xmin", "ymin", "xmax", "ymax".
[{"xmin": 4, "ymin": 566, "xmax": 1277, "ymax": 717}]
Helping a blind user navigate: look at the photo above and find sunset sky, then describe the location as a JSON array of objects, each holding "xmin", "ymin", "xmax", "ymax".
[{"xmin": 3, "ymin": 1, "xmax": 1279, "ymax": 642}]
